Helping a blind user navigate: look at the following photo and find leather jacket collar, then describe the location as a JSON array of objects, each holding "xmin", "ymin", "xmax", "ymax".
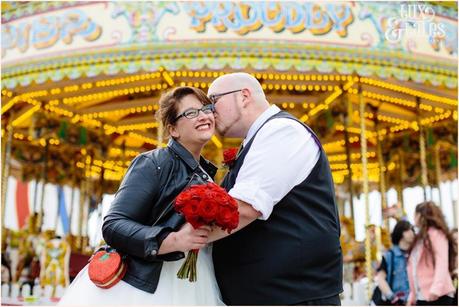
[{"xmin": 167, "ymin": 138, "xmax": 218, "ymax": 178}]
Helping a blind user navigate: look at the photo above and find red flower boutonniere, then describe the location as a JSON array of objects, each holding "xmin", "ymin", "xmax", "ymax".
[{"xmin": 223, "ymin": 147, "xmax": 239, "ymax": 168}]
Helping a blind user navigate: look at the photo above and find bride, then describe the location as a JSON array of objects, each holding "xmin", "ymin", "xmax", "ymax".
[{"xmin": 59, "ymin": 87, "xmax": 223, "ymax": 305}]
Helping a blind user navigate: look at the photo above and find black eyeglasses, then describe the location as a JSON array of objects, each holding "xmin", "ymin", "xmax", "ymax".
[
  {"xmin": 175, "ymin": 104, "xmax": 215, "ymax": 121},
  {"xmin": 208, "ymin": 89, "xmax": 242, "ymax": 104}
]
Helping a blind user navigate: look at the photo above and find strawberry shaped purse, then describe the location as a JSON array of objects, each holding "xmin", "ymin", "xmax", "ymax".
[{"xmin": 88, "ymin": 246, "xmax": 127, "ymax": 289}]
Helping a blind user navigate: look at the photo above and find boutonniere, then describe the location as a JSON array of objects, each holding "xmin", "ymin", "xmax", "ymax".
[{"xmin": 222, "ymin": 148, "xmax": 239, "ymax": 169}]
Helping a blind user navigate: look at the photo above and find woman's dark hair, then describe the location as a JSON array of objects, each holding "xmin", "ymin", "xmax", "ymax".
[
  {"xmin": 391, "ymin": 220, "xmax": 412, "ymax": 245},
  {"xmin": 155, "ymin": 86, "xmax": 212, "ymax": 138},
  {"xmin": 409, "ymin": 201, "xmax": 456, "ymax": 273}
]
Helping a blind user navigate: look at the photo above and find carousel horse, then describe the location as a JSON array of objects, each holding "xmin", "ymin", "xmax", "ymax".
[
  {"xmin": 340, "ymin": 217, "xmax": 363, "ymax": 285},
  {"xmin": 340, "ymin": 217, "xmax": 391, "ymax": 281},
  {"xmin": 13, "ymin": 215, "xmax": 42, "ymax": 287},
  {"xmin": 39, "ymin": 234, "xmax": 70, "ymax": 296},
  {"xmin": 340, "ymin": 217, "xmax": 367, "ymax": 262}
]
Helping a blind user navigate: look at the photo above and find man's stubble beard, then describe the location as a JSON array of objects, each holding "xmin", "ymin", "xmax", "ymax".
[{"xmin": 216, "ymin": 108, "xmax": 243, "ymax": 138}]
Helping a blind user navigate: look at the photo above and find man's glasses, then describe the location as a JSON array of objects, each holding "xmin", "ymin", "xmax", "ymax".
[
  {"xmin": 175, "ymin": 104, "xmax": 215, "ymax": 121},
  {"xmin": 208, "ymin": 89, "xmax": 242, "ymax": 105}
]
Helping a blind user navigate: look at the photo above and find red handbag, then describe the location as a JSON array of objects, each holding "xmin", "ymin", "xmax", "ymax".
[{"xmin": 88, "ymin": 247, "xmax": 127, "ymax": 289}]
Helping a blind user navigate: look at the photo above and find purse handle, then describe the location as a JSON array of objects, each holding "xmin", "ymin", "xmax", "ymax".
[{"xmin": 90, "ymin": 245, "xmax": 127, "ymax": 261}]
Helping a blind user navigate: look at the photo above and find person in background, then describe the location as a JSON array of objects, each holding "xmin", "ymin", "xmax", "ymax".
[
  {"xmin": 375, "ymin": 220, "xmax": 414, "ymax": 305},
  {"xmin": 407, "ymin": 201, "xmax": 456, "ymax": 306},
  {"xmin": 450, "ymin": 228, "xmax": 458, "ymax": 305}
]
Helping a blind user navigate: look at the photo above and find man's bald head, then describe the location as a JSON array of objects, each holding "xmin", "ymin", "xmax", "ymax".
[
  {"xmin": 208, "ymin": 72, "xmax": 270, "ymax": 138},
  {"xmin": 209, "ymin": 72, "xmax": 266, "ymax": 102}
]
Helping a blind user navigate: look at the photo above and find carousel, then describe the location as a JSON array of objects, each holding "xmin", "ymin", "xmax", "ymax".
[{"xmin": 1, "ymin": 1, "xmax": 458, "ymax": 304}]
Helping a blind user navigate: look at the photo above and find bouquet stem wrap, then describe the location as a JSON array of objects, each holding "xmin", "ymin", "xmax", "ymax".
[{"xmin": 177, "ymin": 249, "xmax": 198, "ymax": 282}]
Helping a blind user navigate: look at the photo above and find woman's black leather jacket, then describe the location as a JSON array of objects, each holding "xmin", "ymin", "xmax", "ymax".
[{"xmin": 102, "ymin": 138, "xmax": 217, "ymax": 293}]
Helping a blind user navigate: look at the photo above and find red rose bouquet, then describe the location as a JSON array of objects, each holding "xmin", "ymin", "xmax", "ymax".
[
  {"xmin": 223, "ymin": 147, "xmax": 239, "ymax": 168},
  {"xmin": 174, "ymin": 182, "xmax": 239, "ymax": 281}
]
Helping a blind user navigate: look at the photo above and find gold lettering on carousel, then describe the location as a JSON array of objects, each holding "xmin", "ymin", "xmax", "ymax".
[
  {"xmin": 186, "ymin": 2, "xmax": 213, "ymax": 33},
  {"xmin": 33, "ymin": 16, "xmax": 60, "ymax": 49},
  {"xmin": 184, "ymin": 2, "xmax": 354, "ymax": 37},
  {"xmin": 264, "ymin": 3, "xmax": 285, "ymax": 33},
  {"xmin": 307, "ymin": 4, "xmax": 333, "ymax": 35},
  {"xmin": 236, "ymin": 3, "xmax": 263, "ymax": 35},
  {"xmin": 1, "ymin": 23, "xmax": 31, "ymax": 57},
  {"xmin": 2, "ymin": 9, "xmax": 102, "ymax": 57},
  {"xmin": 60, "ymin": 11, "xmax": 102, "ymax": 45}
]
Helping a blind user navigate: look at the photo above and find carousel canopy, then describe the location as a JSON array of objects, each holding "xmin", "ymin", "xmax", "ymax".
[{"xmin": 1, "ymin": 1, "xmax": 457, "ymax": 193}]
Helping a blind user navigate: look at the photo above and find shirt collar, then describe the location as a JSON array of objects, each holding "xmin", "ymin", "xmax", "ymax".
[
  {"xmin": 392, "ymin": 245, "xmax": 406, "ymax": 256},
  {"xmin": 243, "ymin": 104, "xmax": 280, "ymax": 147}
]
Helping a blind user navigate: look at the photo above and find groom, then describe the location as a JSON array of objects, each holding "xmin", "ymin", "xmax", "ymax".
[{"xmin": 207, "ymin": 73, "xmax": 343, "ymax": 305}]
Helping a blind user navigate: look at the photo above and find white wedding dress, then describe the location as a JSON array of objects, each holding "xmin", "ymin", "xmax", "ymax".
[{"xmin": 58, "ymin": 245, "xmax": 223, "ymax": 305}]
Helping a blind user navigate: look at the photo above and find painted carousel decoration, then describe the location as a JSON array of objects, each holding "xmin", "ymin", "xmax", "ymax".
[{"xmin": 1, "ymin": 1, "xmax": 457, "ymax": 302}]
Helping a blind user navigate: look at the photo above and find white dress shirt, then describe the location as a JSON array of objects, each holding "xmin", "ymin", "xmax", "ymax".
[{"xmin": 228, "ymin": 105, "xmax": 320, "ymax": 220}]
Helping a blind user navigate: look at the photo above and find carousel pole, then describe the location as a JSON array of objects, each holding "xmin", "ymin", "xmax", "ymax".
[
  {"xmin": 397, "ymin": 149, "xmax": 406, "ymax": 212},
  {"xmin": 1, "ymin": 118, "xmax": 14, "ymax": 227},
  {"xmin": 376, "ymin": 120, "xmax": 389, "ymax": 230},
  {"xmin": 96, "ymin": 129, "xmax": 107, "ymax": 238},
  {"xmin": 359, "ymin": 85, "xmax": 373, "ymax": 301},
  {"xmin": 157, "ymin": 120, "xmax": 164, "ymax": 148},
  {"xmin": 77, "ymin": 173, "xmax": 86, "ymax": 251},
  {"xmin": 31, "ymin": 120, "xmax": 40, "ymax": 215},
  {"xmin": 82, "ymin": 152, "xmax": 94, "ymax": 250},
  {"xmin": 83, "ymin": 179, "xmax": 91, "ymax": 250},
  {"xmin": 96, "ymin": 148, "xmax": 106, "ymax": 246},
  {"xmin": 32, "ymin": 176, "xmax": 39, "ymax": 213},
  {"xmin": 38, "ymin": 140, "xmax": 48, "ymax": 232},
  {"xmin": 78, "ymin": 151, "xmax": 90, "ymax": 251},
  {"xmin": 30, "ymin": 115, "xmax": 38, "ymax": 214},
  {"xmin": 96, "ymin": 170, "xmax": 104, "ymax": 247},
  {"xmin": 54, "ymin": 188, "xmax": 60, "ymax": 233},
  {"xmin": 417, "ymin": 98, "xmax": 428, "ymax": 200},
  {"xmin": 67, "ymin": 177, "xmax": 76, "ymax": 250},
  {"xmin": 68, "ymin": 172, "xmax": 75, "ymax": 237},
  {"xmin": 344, "ymin": 94, "xmax": 355, "ymax": 220},
  {"xmin": 434, "ymin": 143, "xmax": 443, "ymax": 208}
]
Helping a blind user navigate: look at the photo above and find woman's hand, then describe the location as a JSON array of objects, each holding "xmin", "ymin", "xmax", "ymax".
[
  {"xmin": 159, "ymin": 223, "xmax": 210, "ymax": 254},
  {"xmin": 174, "ymin": 223, "xmax": 211, "ymax": 252}
]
